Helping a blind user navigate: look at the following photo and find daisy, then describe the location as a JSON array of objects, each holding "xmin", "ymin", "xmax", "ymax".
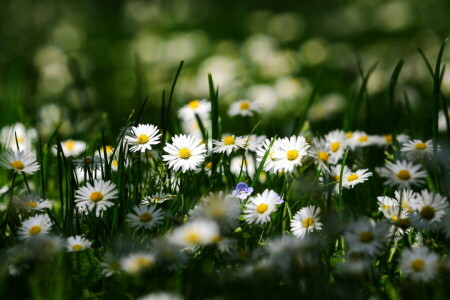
[
  {"xmin": 290, "ymin": 206, "xmax": 322, "ymax": 238},
  {"xmin": 163, "ymin": 134, "xmax": 207, "ymax": 173},
  {"xmin": 401, "ymin": 139, "xmax": 434, "ymax": 160},
  {"xmin": 120, "ymin": 252, "xmax": 156, "ymax": 275},
  {"xmin": 272, "ymin": 135, "xmax": 310, "ymax": 173},
  {"xmin": 228, "ymin": 99, "xmax": 261, "ymax": 117},
  {"xmin": 341, "ymin": 169, "xmax": 372, "ymax": 189},
  {"xmin": 308, "ymin": 137, "xmax": 331, "ymax": 172},
  {"xmin": 399, "ymin": 246, "xmax": 439, "ymax": 281},
  {"xmin": 321, "ymin": 164, "xmax": 351, "ymax": 194},
  {"xmin": 0, "ymin": 149, "xmax": 40, "ymax": 175},
  {"xmin": 232, "ymin": 182, "xmax": 254, "ymax": 200},
  {"xmin": 141, "ymin": 192, "xmax": 174, "ymax": 204},
  {"xmin": 75, "ymin": 179, "xmax": 118, "ymax": 216},
  {"xmin": 170, "ymin": 218, "xmax": 220, "ymax": 247},
  {"xmin": 243, "ymin": 189, "xmax": 279, "ymax": 225},
  {"xmin": 324, "ymin": 129, "xmax": 347, "ymax": 164},
  {"xmin": 230, "ymin": 154, "xmax": 256, "ymax": 178},
  {"xmin": 241, "ymin": 134, "xmax": 266, "ymax": 152},
  {"xmin": 27, "ymin": 235, "xmax": 64, "ymax": 258},
  {"xmin": 409, "ymin": 190, "xmax": 448, "ymax": 231},
  {"xmin": 66, "ymin": 235, "xmax": 92, "ymax": 252},
  {"xmin": 177, "ymin": 99, "xmax": 211, "ymax": 121},
  {"xmin": 375, "ymin": 134, "xmax": 409, "ymax": 147},
  {"xmin": 212, "ymin": 134, "xmax": 246, "ymax": 155},
  {"xmin": 378, "ymin": 160, "xmax": 427, "ymax": 188},
  {"xmin": 73, "ymin": 155, "xmax": 102, "ymax": 171},
  {"xmin": 125, "ymin": 124, "xmax": 161, "ymax": 152},
  {"xmin": 377, "ymin": 196, "xmax": 397, "ymax": 215},
  {"xmin": 100, "ymin": 253, "xmax": 121, "ymax": 277},
  {"xmin": 137, "ymin": 292, "xmax": 182, "ymax": 300},
  {"xmin": 394, "ymin": 189, "xmax": 418, "ymax": 213},
  {"xmin": 0, "ymin": 122, "xmax": 37, "ymax": 152},
  {"xmin": 18, "ymin": 214, "xmax": 52, "ymax": 240},
  {"xmin": 344, "ymin": 218, "xmax": 389, "ymax": 256},
  {"xmin": 53, "ymin": 139, "xmax": 86, "ymax": 157},
  {"xmin": 255, "ymin": 138, "xmax": 280, "ymax": 173},
  {"xmin": 96, "ymin": 145, "xmax": 115, "ymax": 158},
  {"xmin": 13, "ymin": 192, "xmax": 51, "ymax": 211},
  {"xmin": 127, "ymin": 205, "xmax": 164, "ymax": 230},
  {"xmin": 348, "ymin": 131, "xmax": 377, "ymax": 148}
]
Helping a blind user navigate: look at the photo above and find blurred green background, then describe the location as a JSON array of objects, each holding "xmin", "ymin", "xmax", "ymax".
[{"xmin": 1, "ymin": 0, "xmax": 450, "ymax": 138}]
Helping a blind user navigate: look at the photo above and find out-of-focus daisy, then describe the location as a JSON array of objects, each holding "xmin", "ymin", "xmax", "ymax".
[
  {"xmin": 163, "ymin": 134, "xmax": 207, "ymax": 173},
  {"xmin": 399, "ymin": 246, "xmax": 439, "ymax": 281},
  {"xmin": 308, "ymin": 137, "xmax": 331, "ymax": 172},
  {"xmin": 53, "ymin": 139, "xmax": 86, "ymax": 157},
  {"xmin": 125, "ymin": 124, "xmax": 161, "ymax": 152},
  {"xmin": 0, "ymin": 122, "xmax": 37, "ymax": 152},
  {"xmin": 255, "ymin": 138, "xmax": 280, "ymax": 173},
  {"xmin": 127, "ymin": 205, "xmax": 164, "ymax": 230},
  {"xmin": 378, "ymin": 160, "xmax": 427, "ymax": 189},
  {"xmin": 344, "ymin": 218, "xmax": 389, "ymax": 256},
  {"xmin": 177, "ymin": 99, "xmax": 211, "ymax": 121},
  {"xmin": 142, "ymin": 192, "xmax": 174, "ymax": 205},
  {"xmin": 232, "ymin": 182, "xmax": 254, "ymax": 200},
  {"xmin": 342, "ymin": 169, "xmax": 372, "ymax": 189},
  {"xmin": 321, "ymin": 164, "xmax": 351, "ymax": 194},
  {"xmin": 75, "ymin": 179, "xmax": 118, "ymax": 216},
  {"xmin": 272, "ymin": 135, "xmax": 309, "ymax": 173},
  {"xmin": 230, "ymin": 154, "xmax": 256, "ymax": 178},
  {"xmin": 137, "ymin": 291, "xmax": 183, "ymax": 300},
  {"xmin": 243, "ymin": 189, "xmax": 279, "ymax": 225},
  {"xmin": 290, "ymin": 206, "xmax": 322, "ymax": 238},
  {"xmin": 377, "ymin": 196, "xmax": 397, "ymax": 215},
  {"xmin": 96, "ymin": 145, "xmax": 115, "ymax": 158},
  {"xmin": 228, "ymin": 99, "xmax": 261, "ymax": 117},
  {"xmin": 121, "ymin": 252, "xmax": 156, "ymax": 275},
  {"xmin": 241, "ymin": 134, "xmax": 266, "ymax": 152},
  {"xmin": 73, "ymin": 155, "xmax": 102, "ymax": 171},
  {"xmin": 395, "ymin": 189, "xmax": 418, "ymax": 213},
  {"xmin": 324, "ymin": 129, "xmax": 347, "ymax": 164},
  {"xmin": 13, "ymin": 192, "xmax": 51, "ymax": 211},
  {"xmin": 170, "ymin": 219, "xmax": 220, "ymax": 247},
  {"xmin": 212, "ymin": 134, "xmax": 246, "ymax": 155},
  {"xmin": 100, "ymin": 253, "xmax": 122, "ymax": 277},
  {"xmin": 27, "ymin": 235, "xmax": 64, "ymax": 258},
  {"xmin": 409, "ymin": 190, "xmax": 448, "ymax": 231},
  {"xmin": 18, "ymin": 214, "xmax": 52, "ymax": 240},
  {"xmin": 66, "ymin": 235, "xmax": 92, "ymax": 252},
  {"xmin": 375, "ymin": 134, "xmax": 409, "ymax": 147},
  {"xmin": 348, "ymin": 131, "xmax": 377, "ymax": 148},
  {"xmin": 401, "ymin": 139, "xmax": 434, "ymax": 160},
  {"xmin": 0, "ymin": 149, "xmax": 40, "ymax": 175}
]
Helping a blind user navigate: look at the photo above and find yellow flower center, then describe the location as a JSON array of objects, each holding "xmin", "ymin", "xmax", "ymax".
[
  {"xmin": 188, "ymin": 100, "xmax": 200, "ymax": 109},
  {"xmin": 415, "ymin": 143, "xmax": 427, "ymax": 150},
  {"xmin": 29, "ymin": 225, "xmax": 42, "ymax": 235},
  {"xmin": 382, "ymin": 204, "xmax": 390, "ymax": 210},
  {"xmin": 420, "ymin": 205, "xmax": 435, "ymax": 220},
  {"xmin": 256, "ymin": 203, "xmax": 269, "ymax": 214},
  {"xmin": 134, "ymin": 257, "xmax": 153, "ymax": 269},
  {"xmin": 90, "ymin": 191, "xmax": 104, "ymax": 202},
  {"xmin": 330, "ymin": 142, "xmax": 340, "ymax": 152},
  {"xmin": 178, "ymin": 147, "xmax": 191, "ymax": 159},
  {"xmin": 239, "ymin": 101, "xmax": 250, "ymax": 110},
  {"xmin": 72, "ymin": 244, "xmax": 83, "ymax": 251},
  {"xmin": 359, "ymin": 231, "xmax": 374, "ymax": 243},
  {"xmin": 358, "ymin": 136, "xmax": 368, "ymax": 142},
  {"xmin": 396, "ymin": 170, "xmax": 411, "ymax": 181},
  {"xmin": 25, "ymin": 201, "xmax": 37, "ymax": 208},
  {"xmin": 332, "ymin": 175, "xmax": 340, "ymax": 182},
  {"xmin": 139, "ymin": 212, "xmax": 153, "ymax": 223},
  {"xmin": 347, "ymin": 174, "xmax": 359, "ymax": 181},
  {"xmin": 205, "ymin": 162, "xmax": 213, "ymax": 169},
  {"xmin": 66, "ymin": 140, "xmax": 75, "ymax": 150},
  {"xmin": 391, "ymin": 216, "xmax": 398, "ymax": 222},
  {"xmin": 84, "ymin": 157, "xmax": 93, "ymax": 164},
  {"xmin": 411, "ymin": 259, "xmax": 425, "ymax": 272},
  {"xmin": 186, "ymin": 232, "xmax": 200, "ymax": 244},
  {"xmin": 384, "ymin": 135, "xmax": 393, "ymax": 143},
  {"xmin": 302, "ymin": 217, "xmax": 314, "ymax": 228},
  {"xmin": 112, "ymin": 160, "xmax": 118, "ymax": 167},
  {"xmin": 10, "ymin": 161, "xmax": 24, "ymax": 170},
  {"xmin": 138, "ymin": 134, "xmax": 149, "ymax": 144},
  {"xmin": 287, "ymin": 150, "xmax": 299, "ymax": 161},
  {"xmin": 345, "ymin": 132, "xmax": 353, "ymax": 139},
  {"xmin": 223, "ymin": 136, "xmax": 235, "ymax": 145},
  {"xmin": 17, "ymin": 136, "xmax": 24, "ymax": 143},
  {"xmin": 318, "ymin": 152, "xmax": 329, "ymax": 162}
]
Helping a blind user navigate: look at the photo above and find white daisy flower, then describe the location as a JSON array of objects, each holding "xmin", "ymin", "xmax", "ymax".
[
  {"xmin": 378, "ymin": 160, "xmax": 427, "ymax": 188},
  {"xmin": 324, "ymin": 129, "xmax": 347, "ymax": 164},
  {"xmin": 228, "ymin": 99, "xmax": 261, "ymax": 117},
  {"xmin": 255, "ymin": 138, "xmax": 280, "ymax": 173},
  {"xmin": 177, "ymin": 99, "xmax": 211, "ymax": 121},
  {"xmin": 162, "ymin": 134, "xmax": 207, "ymax": 173},
  {"xmin": 348, "ymin": 131, "xmax": 377, "ymax": 148},
  {"xmin": 230, "ymin": 154, "xmax": 256, "ymax": 178},
  {"xmin": 75, "ymin": 179, "xmax": 118, "ymax": 216},
  {"xmin": 120, "ymin": 252, "xmax": 156, "ymax": 275},
  {"xmin": 384, "ymin": 206, "xmax": 412, "ymax": 236},
  {"xmin": 66, "ymin": 235, "xmax": 92, "ymax": 252},
  {"xmin": 399, "ymin": 246, "xmax": 439, "ymax": 281},
  {"xmin": 13, "ymin": 193, "xmax": 51, "ymax": 211},
  {"xmin": 374, "ymin": 134, "xmax": 409, "ymax": 147},
  {"xmin": 344, "ymin": 218, "xmax": 389, "ymax": 256},
  {"xmin": 308, "ymin": 137, "xmax": 331, "ymax": 172},
  {"xmin": 137, "ymin": 292, "xmax": 183, "ymax": 300},
  {"xmin": 96, "ymin": 145, "xmax": 115, "ymax": 158},
  {"xmin": 409, "ymin": 190, "xmax": 448, "ymax": 231},
  {"xmin": 170, "ymin": 219, "xmax": 220, "ymax": 247},
  {"xmin": 141, "ymin": 192, "xmax": 174, "ymax": 205},
  {"xmin": 243, "ymin": 189, "xmax": 280, "ymax": 225},
  {"xmin": 18, "ymin": 214, "xmax": 52, "ymax": 240},
  {"xmin": 320, "ymin": 164, "xmax": 351, "ymax": 194},
  {"xmin": 290, "ymin": 205, "xmax": 322, "ymax": 238},
  {"xmin": 401, "ymin": 139, "xmax": 434, "ymax": 160},
  {"xmin": 272, "ymin": 135, "xmax": 310, "ymax": 173},
  {"xmin": 53, "ymin": 139, "xmax": 86, "ymax": 157},
  {"xmin": 127, "ymin": 205, "xmax": 164, "ymax": 230},
  {"xmin": 342, "ymin": 169, "xmax": 373, "ymax": 189},
  {"xmin": 73, "ymin": 155, "xmax": 102, "ymax": 171},
  {"xmin": 212, "ymin": 134, "xmax": 246, "ymax": 155},
  {"xmin": 100, "ymin": 253, "xmax": 121, "ymax": 277},
  {"xmin": 125, "ymin": 124, "xmax": 161, "ymax": 152},
  {"xmin": 377, "ymin": 196, "xmax": 397, "ymax": 215},
  {"xmin": 27, "ymin": 235, "xmax": 64, "ymax": 258},
  {"xmin": 241, "ymin": 134, "xmax": 266, "ymax": 152},
  {"xmin": 0, "ymin": 122, "xmax": 37, "ymax": 152},
  {"xmin": 395, "ymin": 189, "xmax": 418, "ymax": 213},
  {"xmin": 0, "ymin": 149, "xmax": 40, "ymax": 175}
]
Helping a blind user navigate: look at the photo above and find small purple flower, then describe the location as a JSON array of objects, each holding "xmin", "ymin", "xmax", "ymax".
[
  {"xmin": 232, "ymin": 182, "xmax": 254, "ymax": 200},
  {"xmin": 275, "ymin": 193, "xmax": 284, "ymax": 204}
]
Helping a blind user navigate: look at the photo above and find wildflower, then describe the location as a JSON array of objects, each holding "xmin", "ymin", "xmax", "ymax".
[
  {"xmin": 241, "ymin": 134, "xmax": 266, "ymax": 152},
  {"xmin": 170, "ymin": 219, "xmax": 220, "ymax": 248},
  {"xmin": 324, "ymin": 129, "xmax": 347, "ymax": 164},
  {"xmin": 27, "ymin": 235, "xmax": 64, "ymax": 258},
  {"xmin": 212, "ymin": 134, "xmax": 246, "ymax": 155},
  {"xmin": 409, "ymin": 190, "xmax": 448, "ymax": 231},
  {"xmin": 290, "ymin": 206, "xmax": 322, "ymax": 238},
  {"xmin": 255, "ymin": 138, "xmax": 280, "ymax": 173},
  {"xmin": 401, "ymin": 139, "xmax": 434, "ymax": 160},
  {"xmin": 121, "ymin": 252, "xmax": 156, "ymax": 275},
  {"xmin": 308, "ymin": 137, "xmax": 331, "ymax": 172},
  {"xmin": 399, "ymin": 246, "xmax": 438, "ymax": 281},
  {"xmin": 75, "ymin": 179, "xmax": 118, "ymax": 216},
  {"xmin": 232, "ymin": 182, "xmax": 254, "ymax": 200},
  {"xmin": 13, "ymin": 192, "xmax": 51, "ymax": 211},
  {"xmin": 127, "ymin": 205, "xmax": 164, "ymax": 230},
  {"xmin": 137, "ymin": 292, "xmax": 183, "ymax": 300},
  {"xmin": 272, "ymin": 135, "xmax": 310, "ymax": 173},
  {"xmin": 125, "ymin": 124, "xmax": 161, "ymax": 152},
  {"xmin": 73, "ymin": 155, "xmax": 102, "ymax": 171},
  {"xmin": 163, "ymin": 134, "xmax": 207, "ymax": 173},
  {"xmin": 18, "ymin": 214, "xmax": 52, "ymax": 240},
  {"xmin": 177, "ymin": 99, "xmax": 211, "ymax": 121},
  {"xmin": 348, "ymin": 131, "xmax": 377, "ymax": 148},
  {"xmin": 0, "ymin": 149, "xmax": 40, "ymax": 175},
  {"xmin": 243, "ymin": 189, "xmax": 279, "ymax": 225},
  {"xmin": 66, "ymin": 235, "xmax": 92, "ymax": 252},
  {"xmin": 342, "ymin": 169, "xmax": 372, "ymax": 189},
  {"xmin": 191, "ymin": 192, "xmax": 240, "ymax": 230},
  {"xmin": 100, "ymin": 253, "xmax": 121, "ymax": 277},
  {"xmin": 141, "ymin": 192, "xmax": 174, "ymax": 205},
  {"xmin": 321, "ymin": 164, "xmax": 351, "ymax": 194},
  {"xmin": 228, "ymin": 99, "xmax": 261, "ymax": 117},
  {"xmin": 0, "ymin": 122, "xmax": 37, "ymax": 152},
  {"xmin": 395, "ymin": 189, "xmax": 418, "ymax": 213},
  {"xmin": 96, "ymin": 145, "xmax": 114, "ymax": 158},
  {"xmin": 53, "ymin": 139, "xmax": 86, "ymax": 157},
  {"xmin": 378, "ymin": 160, "xmax": 427, "ymax": 188},
  {"xmin": 230, "ymin": 154, "xmax": 256, "ymax": 178},
  {"xmin": 344, "ymin": 218, "xmax": 389, "ymax": 256},
  {"xmin": 377, "ymin": 196, "xmax": 397, "ymax": 215}
]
